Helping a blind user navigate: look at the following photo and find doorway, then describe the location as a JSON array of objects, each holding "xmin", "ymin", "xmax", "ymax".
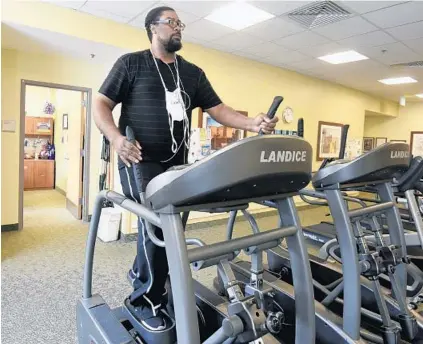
[{"xmin": 19, "ymin": 80, "xmax": 92, "ymax": 229}]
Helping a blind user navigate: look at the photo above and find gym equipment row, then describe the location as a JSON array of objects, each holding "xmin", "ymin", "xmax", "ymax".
[{"xmin": 77, "ymin": 96, "xmax": 423, "ymax": 344}]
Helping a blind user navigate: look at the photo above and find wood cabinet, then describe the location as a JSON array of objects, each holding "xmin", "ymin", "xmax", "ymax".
[
  {"xmin": 24, "ymin": 160, "xmax": 54, "ymax": 190},
  {"xmin": 25, "ymin": 116, "xmax": 53, "ymax": 136},
  {"xmin": 24, "ymin": 160, "xmax": 35, "ymax": 190}
]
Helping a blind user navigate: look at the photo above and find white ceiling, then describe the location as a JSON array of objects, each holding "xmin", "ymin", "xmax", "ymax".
[
  {"xmin": 1, "ymin": 21, "xmax": 131, "ymax": 65},
  {"xmin": 6, "ymin": 0, "xmax": 423, "ymax": 102}
]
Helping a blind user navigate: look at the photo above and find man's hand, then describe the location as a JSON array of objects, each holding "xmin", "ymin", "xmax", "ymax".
[
  {"xmin": 250, "ymin": 113, "xmax": 279, "ymax": 134},
  {"xmin": 112, "ymin": 135, "xmax": 142, "ymax": 167}
]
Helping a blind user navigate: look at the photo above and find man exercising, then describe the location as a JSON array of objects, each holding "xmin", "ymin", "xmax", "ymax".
[{"xmin": 94, "ymin": 6, "xmax": 278, "ymax": 332}]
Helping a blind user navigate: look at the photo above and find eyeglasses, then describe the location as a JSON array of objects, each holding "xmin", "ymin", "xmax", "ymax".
[{"xmin": 153, "ymin": 18, "xmax": 186, "ymax": 30}]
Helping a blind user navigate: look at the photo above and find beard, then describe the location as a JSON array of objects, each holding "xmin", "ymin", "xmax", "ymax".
[{"xmin": 160, "ymin": 35, "xmax": 182, "ymax": 53}]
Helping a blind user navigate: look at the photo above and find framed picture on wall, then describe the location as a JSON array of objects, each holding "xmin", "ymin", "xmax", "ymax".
[
  {"xmin": 363, "ymin": 137, "xmax": 374, "ymax": 152},
  {"xmin": 198, "ymin": 109, "xmax": 247, "ymax": 151},
  {"xmin": 390, "ymin": 139, "xmax": 406, "ymax": 143},
  {"xmin": 316, "ymin": 121, "xmax": 344, "ymax": 161},
  {"xmin": 62, "ymin": 113, "xmax": 68, "ymax": 130},
  {"xmin": 375, "ymin": 137, "xmax": 387, "ymax": 147},
  {"xmin": 410, "ymin": 131, "xmax": 423, "ymax": 157}
]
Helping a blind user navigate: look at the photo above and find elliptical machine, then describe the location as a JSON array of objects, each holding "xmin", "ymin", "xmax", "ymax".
[
  {"xmin": 76, "ymin": 97, "xmax": 317, "ymax": 343},
  {"xmin": 221, "ymin": 120, "xmax": 422, "ymax": 343}
]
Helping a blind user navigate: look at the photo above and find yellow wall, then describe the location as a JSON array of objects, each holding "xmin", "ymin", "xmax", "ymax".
[
  {"xmin": 53, "ymin": 88, "xmax": 84, "ymax": 193},
  {"xmin": 364, "ymin": 102, "xmax": 423, "ymax": 144},
  {"xmin": 52, "ymin": 89, "xmax": 67, "ymax": 192},
  {"xmin": 25, "ymin": 85, "xmax": 54, "ymax": 117},
  {"xmin": 63, "ymin": 89, "xmax": 84, "ymax": 207},
  {"xmin": 1, "ymin": 0, "xmax": 401, "ymax": 226},
  {"xmin": 1, "ymin": 49, "xmax": 20, "ymax": 225}
]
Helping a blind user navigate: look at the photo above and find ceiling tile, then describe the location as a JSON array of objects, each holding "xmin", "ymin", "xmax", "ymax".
[
  {"xmin": 312, "ymin": 16, "xmax": 378, "ymax": 41},
  {"xmin": 209, "ymin": 32, "xmax": 265, "ymax": 51},
  {"xmin": 263, "ymin": 50, "xmax": 310, "ymax": 65},
  {"xmin": 362, "ymin": 2, "xmax": 423, "ymax": 29},
  {"xmin": 81, "ymin": 1, "xmax": 156, "ymax": 20},
  {"xmin": 337, "ymin": 30, "xmax": 397, "ymax": 48},
  {"xmin": 335, "ymin": 59, "xmax": 392, "ymax": 76},
  {"xmin": 297, "ymin": 42, "xmax": 348, "ymax": 58},
  {"xmin": 128, "ymin": 2, "xmax": 201, "ymax": 28},
  {"xmin": 246, "ymin": 1, "xmax": 314, "ymax": 16},
  {"xmin": 386, "ymin": 20, "xmax": 423, "ymax": 41},
  {"xmin": 182, "ymin": 19, "xmax": 235, "ymax": 41},
  {"xmin": 357, "ymin": 42, "xmax": 422, "ymax": 65},
  {"xmin": 283, "ymin": 58, "xmax": 331, "ymax": 71},
  {"xmin": 199, "ymin": 41, "xmax": 235, "ymax": 54},
  {"xmin": 160, "ymin": 1, "xmax": 231, "ymax": 18},
  {"xmin": 240, "ymin": 42, "xmax": 290, "ymax": 58},
  {"xmin": 241, "ymin": 17, "xmax": 305, "ymax": 41},
  {"xmin": 339, "ymin": 1, "xmax": 407, "ymax": 14},
  {"xmin": 79, "ymin": 6, "xmax": 130, "ymax": 23},
  {"xmin": 273, "ymin": 31, "xmax": 330, "ymax": 50},
  {"xmin": 403, "ymin": 37, "xmax": 423, "ymax": 54}
]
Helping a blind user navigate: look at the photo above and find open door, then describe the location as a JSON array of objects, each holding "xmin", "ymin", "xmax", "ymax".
[{"xmin": 66, "ymin": 91, "xmax": 86, "ymax": 219}]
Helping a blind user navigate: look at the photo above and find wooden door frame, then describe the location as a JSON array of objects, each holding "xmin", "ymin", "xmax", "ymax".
[{"xmin": 19, "ymin": 79, "xmax": 92, "ymax": 229}]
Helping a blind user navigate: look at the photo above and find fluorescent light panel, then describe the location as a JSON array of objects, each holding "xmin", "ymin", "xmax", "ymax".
[
  {"xmin": 205, "ymin": 2, "xmax": 274, "ymax": 30},
  {"xmin": 416, "ymin": 93, "xmax": 423, "ymax": 98},
  {"xmin": 378, "ymin": 77, "xmax": 418, "ymax": 85},
  {"xmin": 318, "ymin": 50, "xmax": 368, "ymax": 64}
]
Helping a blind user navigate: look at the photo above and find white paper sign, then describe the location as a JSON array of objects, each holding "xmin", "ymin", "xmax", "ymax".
[
  {"xmin": 2, "ymin": 120, "xmax": 16, "ymax": 132},
  {"xmin": 344, "ymin": 138, "xmax": 363, "ymax": 160}
]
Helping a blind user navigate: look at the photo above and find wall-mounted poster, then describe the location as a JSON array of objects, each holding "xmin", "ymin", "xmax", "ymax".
[
  {"xmin": 316, "ymin": 121, "xmax": 344, "ymax": 160},
  {"xmin": 345, "ymin": 138, "xmax": 363, "ymax": 160},
  {"xmin": 411, "ymin": 131, "xmax": 423, "ymax": 157},
  {"xmin": 198, "ymin": 109, "xmax": 247, "ymax": 152},
  {"xmin": 363, "ymin": 137, "xmax": 374, "ymax": 152},
  {"xmin": 375, "ymin": 137, "xmax": 387, "ymax": 147}
]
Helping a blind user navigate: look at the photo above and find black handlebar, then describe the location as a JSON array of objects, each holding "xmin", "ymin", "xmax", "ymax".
[
  {"xmin": 297, "ymin": 118, "xmax": 304, "ymax": 138},
  {"xmin": 338, "ymin": 124, "xmax": 349, "ymax": 159},
  {"xmin": 126, "ymin": 126, "xmax": 136, "ymax": 142},
  {"xmin": 125, "ymin": 126, "xmax": 143, "ymax": 195},
  {"xmin": 267, "ymin": 96, "xmax": 284, "ymax": 119},
  {"xmin": 259, "ymin": 96, "xmax": 284, "ymax": 135}
]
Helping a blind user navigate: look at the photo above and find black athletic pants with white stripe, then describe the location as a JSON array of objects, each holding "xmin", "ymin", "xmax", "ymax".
[{"xmin": 119, "ymin": 162, "xmax": 170, "ymax": 308}]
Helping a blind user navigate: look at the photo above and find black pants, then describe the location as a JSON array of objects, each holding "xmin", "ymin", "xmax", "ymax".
[{"xmin": 119, "ymin": 162, "xmax": 170, "ymax": 308}]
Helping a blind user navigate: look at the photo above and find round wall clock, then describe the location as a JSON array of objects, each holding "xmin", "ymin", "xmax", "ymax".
[{"xmin": 282, "ymin": 106, "xmax": 294, "ymax": 123}]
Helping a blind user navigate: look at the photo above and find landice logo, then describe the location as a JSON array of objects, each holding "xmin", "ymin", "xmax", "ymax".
[
  {"xmin": 390, "ymin": 151, "xmax": 410, "ymax": 159},
  {"xmin": 260, "ymin": 150, "xmax": 307, "ymax": 163}
]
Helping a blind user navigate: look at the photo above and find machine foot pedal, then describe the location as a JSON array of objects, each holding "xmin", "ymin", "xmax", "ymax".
[
  {"xmin": 398, "ymin": 314, "xmax": 418, "ymax": 341},
  {"xmin": 122, "ymin": 299, "xmax": 176, "ymax": 344}
]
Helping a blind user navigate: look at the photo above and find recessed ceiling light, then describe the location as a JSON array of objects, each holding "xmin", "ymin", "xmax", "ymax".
[
  {"xmin": 416, "ymin": 93, "xmax": 423, "ymax": 98},
  {"xmin": 318, "ymin": 50, "xmax": 368, "ymax": 64},
  {"xmin": 378, "ymin": 77, "xmax": 418, "ymax": 85},
  {"xmin": 205, "ymin": 2, "xmax": 274, "ymax": 30}
]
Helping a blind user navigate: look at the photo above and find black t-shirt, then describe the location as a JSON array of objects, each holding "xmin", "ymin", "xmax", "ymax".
[{"xmin": 98, "ymin": 49, "xmax": 222, "ymax": 167}]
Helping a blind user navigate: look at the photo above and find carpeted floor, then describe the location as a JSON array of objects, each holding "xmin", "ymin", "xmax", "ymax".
[{"xmin": 1, "ymin": 190, "xmax": 328, "ymax": 344}]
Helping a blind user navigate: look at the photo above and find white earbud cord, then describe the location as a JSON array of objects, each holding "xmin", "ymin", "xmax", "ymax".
[
  {"xmin": 164, "ymin": 58, "xmax": 191, "ymax": 150},
  {"xmin": 150, "ymin": 51, "xmax": 189, "ymax": 162}
]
